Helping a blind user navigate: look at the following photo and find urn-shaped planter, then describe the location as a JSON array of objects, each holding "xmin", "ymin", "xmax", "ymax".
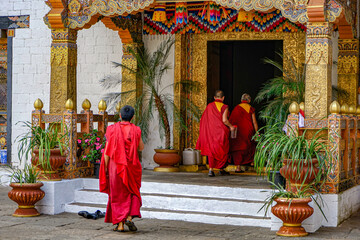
[
  {"xmin": 32, "ymin": 149, "xmax": 66, "ymax": 181},
  {"xmin": 280, "ymin": 159, "xmax": 319, "ymax": 193},
  {"xmin": 271, "ymin": 197, "xmax": 314, "ymax": 237},
  {"xmin": 8, "ymin": 182, "xmax": 45, "ymax": 217},
  {"xmin": 153, "ymin": 149, "xmax": 181, "ymax": 172}
]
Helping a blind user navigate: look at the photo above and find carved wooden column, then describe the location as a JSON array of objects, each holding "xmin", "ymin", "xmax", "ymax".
[
  {"xmin": 304, "ymin": 22, "xmax": 333, "ymax": 118},
  {"xmin": 121, "ymin": 43, "xmax": 140, "ymax": 107},
  {"xmin": 326, "ymin": 101, "xmax": 341, "ymax": 193},
  {"xmin": 337, "ymin": 39, "xmax": 359, "ymax": 106},
  {"xmin": 98, "ymin": 100, "xmax": 108, "ymax": 134},
  {"xmin": 80, "ymin": 99, "xmax": 93, "ymax": 134},
  {"xmin": 32, "ymin": 99, "xmax": 45, "ymax": 129},
  {"xmin": 50, "ymin": 28, "xmax": 77, "ymax": 113},
  {"xmin": 61, "ymin": 99, "xmax": 77, "ymax": 179}
]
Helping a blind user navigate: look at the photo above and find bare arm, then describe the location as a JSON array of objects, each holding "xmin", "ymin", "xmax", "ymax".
[
  {"xmin": 104, "ymin": 143, "xmax": 110, "ymax": 174},
  {"xmin": 222, "ymin": 108, "xmax": 235, "ymax": 131},
  {"xmin": 252, "ymin": 113, "xmax": 258, "ymax": 132},
  {"xmin": 138, "ymin": 138, "xmax": 144, "ymax": 151}
]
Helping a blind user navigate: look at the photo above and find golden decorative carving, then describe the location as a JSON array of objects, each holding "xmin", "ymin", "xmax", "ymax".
[
  {"xmin": 304, "ymin": 22, "xmax": 332, "ymax": 119},
  {"xmin": 34, "ymin": 99, "xmax": 44, "ymax": 110},
  {"xmin": 299, "ymin": 102, "xmax": 305, "ymax": 112},
  {"xmin": 82, "ymin": 99, "xmax": 91, "ymax": 111},
  {"xmin": 50, "ymin": 28, "xmax": 77, "ymax": 114},
  {"xmin": 120, "ymin": 43, "xmax": 140, "ymax": 108},
  {"xmin": 340, "ymin": 103, "xmax": 349, "ymax": 115},
  {"xmin": 348, "ymin": 105, "xmax": 356, "ymax": 114},
  {"xmin": 115, "ymin": 102, "xmax": 121, "ymax": 113},
  {"xmin": 329, "ymin": 101, "xmax": 340, "ymax": 114},
  {"xmin": 289, "ymin": 102, "xmax": 300, "ymax": 114},
  {"xmin": 337, "ymin": 39, "xmax": 359, "ymax": 106},
  {"xmin": 174, "ymin": 31, "xmax": 306, "ymax": 148},
  {"xmin": 65, "ymin": 99, "xmax": 74, "ymax": 110},
  {"xmin": 68, "ymin": 0, "xmax": 81, "ymax": 14},
  {"xmin": 98, "ymin": 100, "xmax": 107, "ymax": 111},
  {"xmin": 356, "ymin": 106, "xmax": 360, "ymax": 115}
]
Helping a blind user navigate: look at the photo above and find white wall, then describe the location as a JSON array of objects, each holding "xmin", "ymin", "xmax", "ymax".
[
  {"xmin": 1, "ymin": 0, "xmax": 51, "ymax": 167},
  {"xmin": 142, "ymin": 35, "xmax": 175, "ymax": 169},
  {"xmin": 1, "ymin": 0, "xmax": 123, "ymax": 166},
  {"xmin": 77, "ymin": 21, "xmax": 123, "ymax": 112}
]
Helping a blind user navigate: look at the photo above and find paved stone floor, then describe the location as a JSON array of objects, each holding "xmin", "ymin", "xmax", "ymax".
[
  {"xmin": 1, "ymin": 186, "xmax": 360, "ymax": 239},
  {"xmin": 142, "ymin": 170, "xmax": 271, "ymax": 189}
]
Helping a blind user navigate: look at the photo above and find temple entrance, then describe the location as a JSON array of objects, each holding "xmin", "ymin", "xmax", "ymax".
[{"xmin": 207, "ymin": 40, "xmax": 283, "ymax": 127}]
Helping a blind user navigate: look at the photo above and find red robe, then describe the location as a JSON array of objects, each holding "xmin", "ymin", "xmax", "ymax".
[
  {"xmin": 229, "ymin": 101, "xmax": 256, "ymax": 165},
  {"xmin": 196, "ymin": 99, "xmax": 230, "ymax": 169},
  {"xmin": 99, "ymin": 122, "xmax": 142, "ymax": 224}
]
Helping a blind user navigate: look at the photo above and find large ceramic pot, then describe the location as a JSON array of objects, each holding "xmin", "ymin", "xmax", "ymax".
[
  {"xmin": 280, "ymin": 159, "xmax": 319, "ymax": 193},
  {"xmin": 153, "ymin": 149, "xmax": 181, "ymax": 172},
  {"xmin": 32, "ymin": 149, "xmax": 66, "ymax": 181},
  {"xmin": 8, "ymin": 182, "xmax": 45, "ymax": 217},
  {"xmin": 272, "ymin": 197, "xmax": 314, "ymax": 237}
]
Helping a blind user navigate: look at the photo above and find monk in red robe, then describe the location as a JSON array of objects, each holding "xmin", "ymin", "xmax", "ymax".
[
  {"xmin": 196, "ymin": 90, "xmax": 235, "ymax": 177},
  {"xmin": 99, "ymin": 105, "xmax": 144, "ymax": 232},
  {"xmin": 229, "ymin": 93, "xmax": 258, "ymax": 173}
]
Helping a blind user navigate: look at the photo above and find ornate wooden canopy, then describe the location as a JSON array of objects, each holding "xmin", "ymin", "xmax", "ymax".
[{"xmin": 45, "ymin": 0, "xmax": 356, "ymax": 41}]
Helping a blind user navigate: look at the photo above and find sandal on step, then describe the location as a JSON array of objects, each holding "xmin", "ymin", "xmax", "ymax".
[{"xmin": 125, "ymin": 220, "xmax": 138, "ymax": 232}]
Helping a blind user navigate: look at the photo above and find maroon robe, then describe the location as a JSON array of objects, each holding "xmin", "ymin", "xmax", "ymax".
[
  {"xmin": 99, "ymin": 122, "xmax": 142, "ymax": 224},
  {"xmin": 196, "ymin": 99, "xmax": 230, "ymax": 169},
  {"xmin": 229, "ymin": 101, "xmax": 256, "ymax": 165}
]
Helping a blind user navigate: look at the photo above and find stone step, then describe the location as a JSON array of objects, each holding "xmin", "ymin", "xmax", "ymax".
[
  {"xmin": 82, "ymin": 178, "xmax": 272, "ymax": 201},
  {"xmin": 64, "ymin": 202, "xmax": 271, "ymax": 227},
  {"xmin": 74, "ymin": 189, "xmax": 268, "ymax": 217}
]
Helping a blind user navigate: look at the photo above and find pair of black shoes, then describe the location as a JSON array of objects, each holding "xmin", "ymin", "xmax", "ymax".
[{"xmin": 78, "ymin": 210, "xmax": 105, "ymax": 220}]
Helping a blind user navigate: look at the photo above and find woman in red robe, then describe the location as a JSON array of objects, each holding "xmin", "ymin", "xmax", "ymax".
[
  {"xmin": 99, "ymin": 105, "xmax": 144, "ymax": 232},
  {"xmin": 229, "ymin": 93, "xmax": 258, "ymax": 173}
]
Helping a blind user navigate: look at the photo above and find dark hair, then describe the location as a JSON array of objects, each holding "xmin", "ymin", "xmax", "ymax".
[
  {"xmin": 214, "ymin": 90, "xmax": 224, "ymax": 98},
  {"xmin": 120, "ymin": 105, "xmax": 135, "ymax": 121}
]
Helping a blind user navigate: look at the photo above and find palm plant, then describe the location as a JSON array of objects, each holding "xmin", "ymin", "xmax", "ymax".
[
  {"xmin": 100, "ymin": 38, "xmax": 201, "ymax": 149},
  {"xmin": 16, "ymin": 121, "xmax": 67, "ymax": 170},
  {"xmin": 256, "ymin": 53, "xmax": 348, "ymax": 128},
  {"xmin": 255, "ymin": 53, "xmax": 305, "ymax": 127}
]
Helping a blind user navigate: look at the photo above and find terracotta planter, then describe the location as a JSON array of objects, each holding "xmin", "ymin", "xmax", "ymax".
[
  {"xmin": 8, "ymin": 182, "xmax": 45, "ymax": 217},
  {"xmin": 280, "ymin": 159, "xmax": 319, "ymax": 193},
  {"xmin": 32, "ymin": 149, "xmax": 66, "ymax": 181},
  {"xmin": 153, "ymin": 149, "xmax": 181, "ymax": 172},
  {"xmin": 272, "ymin": 197, "xmax": 314, "ymax": 237}
]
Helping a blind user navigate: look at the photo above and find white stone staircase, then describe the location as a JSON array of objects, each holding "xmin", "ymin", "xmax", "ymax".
[{"xmin": 64, "ymin": 178, "xmax": 272, "ymax": 227}]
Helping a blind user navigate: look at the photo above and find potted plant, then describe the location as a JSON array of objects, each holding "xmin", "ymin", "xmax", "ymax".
[
  {"xmin": 78, "ymin": 129, "xmax": 105, "ymax": 178},
  {"xmin": 254, "ymin": 120, "xmax": 331, "ymax": 236},
  {"xmin": 16, "ymin": 121, "xmax": 68, "ymax": 181},
  {"xmin": 100, "ymin": 39, "xmax": 201, "ymax": 171},
  {"xmin": 7, "ymin": 163, "xmax": 45, "ymax": 217}
]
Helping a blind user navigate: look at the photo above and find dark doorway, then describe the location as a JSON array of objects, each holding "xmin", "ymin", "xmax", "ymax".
[{"xmin": 207, "ymin": 40, "xmax": 283, "ymax": 128}]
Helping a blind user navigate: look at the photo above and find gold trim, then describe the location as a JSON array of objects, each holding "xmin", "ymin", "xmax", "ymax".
[
  {"xmin": 277, "ymin": 232, "xmax": 308, "ymax": 237},
  {"xmin": 154, "ymin": 167, "xmax": 180, "ymax": 172},
  {"xmin": 154, "ymin": 149, "xmax": 179, "ymax": 153},
  {"xmin": 13, "ymin": 213, "xmax": 40, "ymax": 217},
  {"xmin": 283, "ymin": 223, "xmax": 302, "ymax": 227},
  {"xmin": 174, "ymin": 32, "xmax": 306, "ymax": 149},
  {"xmin": 18, "ymin": 205, "xmax": 35, "ymax": 209}
]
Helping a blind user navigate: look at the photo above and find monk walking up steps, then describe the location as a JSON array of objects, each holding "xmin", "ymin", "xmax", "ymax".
[
  {"xmin": 196, "ymin": 90, "xmax": 235, "ymax": 177},
  {"xmin": 99, "ymin": 105, "xmax": 144, "ymax": 232},
  {"xmin": 229, "ymin": 93, "xmax": 258, "ymax": 173}
]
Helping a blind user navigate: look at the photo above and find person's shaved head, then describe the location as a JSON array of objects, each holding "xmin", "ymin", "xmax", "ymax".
[{"xmin": 214, "ymin": 90, "xmax": 224, "ymax": 98}]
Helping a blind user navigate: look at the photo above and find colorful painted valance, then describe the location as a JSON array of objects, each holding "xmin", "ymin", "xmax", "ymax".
[{"xmin": 144, "ymin": 9, "xmax": 306, "ymax": 35}]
